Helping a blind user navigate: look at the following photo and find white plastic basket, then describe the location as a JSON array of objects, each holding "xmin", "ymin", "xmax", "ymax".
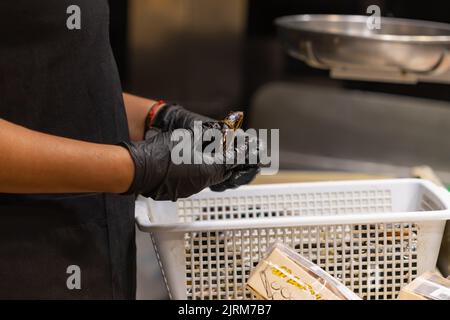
[{"xmin": 135, "ymin": 179, "xmax": 450, "ymax": 300}]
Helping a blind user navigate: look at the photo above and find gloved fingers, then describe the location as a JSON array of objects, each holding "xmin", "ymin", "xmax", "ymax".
[
  {"xmin": 128, "ymin": 121, "xmax": 264, "ymax": 200},
  {"xmin": 144, "ymin": 127, "xmax": 161, "ymax": 140},
  {"xmin": 153, "ymin": 104, "xmax": 215, "ymax": 131},
  {"xmin": 150, "ymin": 162, "xmax": 232, "ymax": 201},
  {"xmin": 222, "ymin": 129, "xmax": 262, "ymax": 169},
  {"xmin": 210, "ymin": 165, "xmax": 260, "ymax": 192}
]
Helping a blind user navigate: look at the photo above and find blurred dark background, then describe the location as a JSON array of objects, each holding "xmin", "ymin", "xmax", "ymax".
[
  {"xmin": 109, "ymin": 0, "xmax": 450, "ymax": 120},
  {"xmin": 108, "ymin": 0, "xmax": 450, "ymax": 178}
]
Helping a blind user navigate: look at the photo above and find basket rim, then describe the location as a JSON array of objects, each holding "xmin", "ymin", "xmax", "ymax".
[
  {"xmin": 136, "ymin": 179, "xmax": 450, "ymax": 233},
  {"xmin": 137, "ymin": 210, "xmax": 450, "ymax": 233}
]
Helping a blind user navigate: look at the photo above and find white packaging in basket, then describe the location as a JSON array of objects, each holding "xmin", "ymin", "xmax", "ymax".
[{"xmin": 246, "ymin": 243, "xmax": 361, "ymax": 300}]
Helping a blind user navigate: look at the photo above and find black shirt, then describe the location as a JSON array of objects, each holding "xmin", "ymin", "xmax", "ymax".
[{"xmin": 0, "ymin": 0, "xmax": 135, "ymax": 299}]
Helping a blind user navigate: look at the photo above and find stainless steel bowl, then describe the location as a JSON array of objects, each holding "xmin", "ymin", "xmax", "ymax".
[{"xmin": 275, "ymin": 15, "xmax": 450, "ymax": 83}]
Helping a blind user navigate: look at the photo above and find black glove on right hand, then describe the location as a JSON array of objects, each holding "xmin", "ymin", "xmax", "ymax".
[
  {"xmin": 120, "ymin": 130, "xmax": 234, "ymax": 201},
  {"xmin": 145, "ymin": 104, "xmax": 263, "ymax": 195},
  {"xmin": 150, "ymin": 103, "xmax": 214, "ymax": 132},
  {"xmin": 209, "ymin": 165, "xmax": 260, "ymax": 192},
  {"xmin": 209, "ymin": 128, "xmax": 262, "ymax": 191}
]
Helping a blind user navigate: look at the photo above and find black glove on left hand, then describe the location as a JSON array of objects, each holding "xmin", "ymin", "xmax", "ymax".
[{"xmin": 121, "ymin": 129, "xmax": 234, "ymax": 201}]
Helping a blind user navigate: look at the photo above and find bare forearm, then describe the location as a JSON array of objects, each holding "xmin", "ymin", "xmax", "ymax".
[
  {"xmin": 0, "ymin": 119, "xmax": 134, "ymax": 194},
  {"xmin": 123, "ymin": 93, "xmax": 156, "ymax": 141}
]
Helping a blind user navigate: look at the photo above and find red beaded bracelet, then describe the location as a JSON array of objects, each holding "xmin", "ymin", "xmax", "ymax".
[{"xmin": 146, "ymin": 100, "xmax": 167, "ymax": 129}]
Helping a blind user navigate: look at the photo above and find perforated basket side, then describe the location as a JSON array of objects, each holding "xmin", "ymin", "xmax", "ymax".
[
  {"xmin": 183, "ymin": 221, "xmax": 422, "ymax": 300},
  {"xmin": 140, "ymin": 180, "xmax": 450, "ymax": 300},
  {"xmin": 177, "ymin": 187, "xmax": 394, "ymax": 223}
]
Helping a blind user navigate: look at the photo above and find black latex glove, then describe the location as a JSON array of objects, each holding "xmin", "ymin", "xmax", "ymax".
[
  {"xmin": 210, "ymin": 129, "xmax": 262, "ymax": 191},
  {"xmin": 120, "ymin": 129, "xmax": 237, "ymax": 201},
  {"xmin": 147, "ymin": 104, "xmax": 263, "ymax": 193},
  {"xmin": 209, "ymin": 165, "xmax": 260, "ymax": 192},
  {"xmin": 150, "ymin": 103, "xmax": 214, "ymax": 132}
]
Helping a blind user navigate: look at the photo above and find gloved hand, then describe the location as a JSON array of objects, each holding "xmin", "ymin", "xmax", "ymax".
[
  {"xmin": 209, "ymin": 165, "xmax": 260, "ymax": 192},
  {"xmin": 145, "ymin": 103, "xmax": 262, "ymax": 193},
  {"xmin": 148, "ymin": 103, "xmax": 214, "ymax": 132},
  {"xmin": 120, "ymin": 129, "xmax": 236, "ymax": 201},
  {"xmin": 210, "ymin": 129, "xmax": 262, "ymax": 191}
]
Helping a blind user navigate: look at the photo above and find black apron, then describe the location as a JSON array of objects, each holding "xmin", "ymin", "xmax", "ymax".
[{"xmin": 0, "ymin": 0, "xmax": 135, "ymax": 299}]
